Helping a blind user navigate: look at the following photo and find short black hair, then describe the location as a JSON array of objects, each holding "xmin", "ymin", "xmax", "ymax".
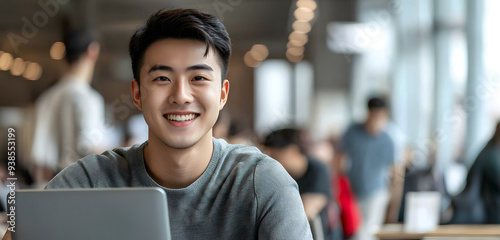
[
  {"xmin": 263, "ymin": 128, "xmax": 305, "ymax": 153},
  {"xmin": 367, "ymin": 97, "xmax": 387, "ymax": 110},
  {"xmin": 63, "ymin": 26, "xmax": 96, "ymax": 64},
  {"xmin": 129, "ymin": 9, "xmax": 231, "ymax": 85}
]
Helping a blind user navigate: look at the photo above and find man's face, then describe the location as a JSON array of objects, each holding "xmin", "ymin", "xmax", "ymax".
[
  {"xmin": 132, "ymin": 38, "xmax": 229, "ymax": 149},
  {"xmin": 366, "ymin": 108, "xmax": 388, "ymax": 135}
]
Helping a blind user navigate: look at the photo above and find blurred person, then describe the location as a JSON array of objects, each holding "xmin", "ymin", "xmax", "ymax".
[
  {"xmin": 339, "ymin": 97, "xmax": 397, "ymax": 240},
  {"xmin": 325, "ymin": 136, "xmax": 362, "ymax": 240},
  {"xmin": 264, "ymin": 128, "xmax": 341, "ymax": 240},
  {"xmin": 226, "ymin": 120, "xmax": 256, "ymax": 146},
  {"xmin": 451, "ymin": 121, "xmax": 500, "ymax": 224},
  {"xmin": 213, "ymin": 110, "xmax": 256, "ymax": 146},
  {"xmin": 212, "ymin": 109, "xmax": 231, "ymax": 139},
  {"xmin": 3, "ymin": 9, "xmax": 313, "ymax": 240},
  {"xmin": 30, "ymin": 22, "xmax": 105, "ymax": 186}
]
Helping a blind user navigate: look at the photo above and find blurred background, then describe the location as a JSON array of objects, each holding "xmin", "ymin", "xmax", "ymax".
[{"xmin": 0, "ymin": 0, "xmax": 499, "ymax": 227}]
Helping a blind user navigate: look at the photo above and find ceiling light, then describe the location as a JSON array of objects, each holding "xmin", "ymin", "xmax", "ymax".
[
  {"xmin": 10, "ymin": 58, "xmax": 26, "ymax": 76},
  {"xmin": 286, "ymin": 51, "xmax": 304, "ymax": 63},
  {"xmin": 287, "ymin": 46, "xmax": 305, "ymax": 57},
  {"xmin": 50, "ymin": 42, "xmax": 66, "ymax": 60},
  {"xmin": 0, "ymin": 52, "xmax": 14, "ymax": 71},
  {"xmin": 244, "ymin": 51, "xmax": 259, "ymax": 68},
  {"xmin": 296, "ymin": 0, "xmax": 317, "ymax": 11},
  {"xmin": 287, "ymin": 40, "xmax": 305, "ymax": 48},
  {"xmin": 294, "ymin": 7, "xmax": 315, "ymax": 22},
  {"xmin": 250, "ymin": 44, "xmax": 269, "ymax": 61},
  {"xmin": 289, "ymin": 31, "xmax": 308, "ymax": 45},
  {"xmin": 23, "ymin": 62, "xmax": 42, "ymax": 80},
  {"xmin": 292, "ymin": 21, "xmax": 312, "ymax": 34}
]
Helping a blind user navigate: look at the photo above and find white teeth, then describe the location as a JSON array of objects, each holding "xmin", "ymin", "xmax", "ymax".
[{"xmin": 167, "ymin": 114, "xmax": 196, "ymax": 122}]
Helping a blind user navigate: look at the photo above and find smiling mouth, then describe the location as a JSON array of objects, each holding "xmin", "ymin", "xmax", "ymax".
[{"xmin": 164, "ymin": 113, "xmax": 199, "ymax": 122}]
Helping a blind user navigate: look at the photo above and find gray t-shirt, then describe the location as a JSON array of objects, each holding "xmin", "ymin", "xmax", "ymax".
[{"xmin": 46, "ymin": 138, "xmax": 313, "ymax": 239}]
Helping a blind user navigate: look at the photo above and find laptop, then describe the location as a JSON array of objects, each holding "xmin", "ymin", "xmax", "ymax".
[{"xmin": 11, "ymin": 187, "xmax": 171, "ymax": 240}]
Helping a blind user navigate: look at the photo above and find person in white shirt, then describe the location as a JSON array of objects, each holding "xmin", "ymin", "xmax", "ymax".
[{"xmin": 30, "ymin": 25, "xmax": 105, "ymax": 185}]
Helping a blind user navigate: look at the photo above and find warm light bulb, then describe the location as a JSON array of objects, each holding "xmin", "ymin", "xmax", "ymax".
[
  {"xmin": 294, "ymin": 7, "xmax": 315, "ymax": 22},
  {"xmin": 296, "ymin": 0, "xmax": 317, "ymax": 11},
  {"xmin": 50, "ymin": 42, "xmax": 66, "ymax": 60},
  {"xmin": 292, "ymin": 21, "xmax": 312, "ymax": 34},
  {"xmin": 244, "ymin": 51, "xmax": 259, "ymax": 68},
  {"xmin": 250, "ymin": 44, "xmax": 269, "ymax": 61},
  {"xmin": 10, "ymin": 58, "xmax": 26, "ymax": 76},
  {"xmin": 0, "ymin": 52, "xmax": 14, "ymax": 71},
  {"xmin": 23, "ymin": 62, "xmax": 43, "ymax": 80}
]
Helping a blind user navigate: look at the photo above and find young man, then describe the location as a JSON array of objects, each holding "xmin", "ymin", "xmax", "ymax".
[
  {"xmin": 339, "ymin": 97, "xmax": 397, "ymax": 240},
  {"xmin": 3, "ymin": 9, "xmax": 312, "ymax": 240}
]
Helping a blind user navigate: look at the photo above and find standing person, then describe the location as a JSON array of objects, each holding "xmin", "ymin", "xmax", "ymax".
[
  {"xmin": 3, "ymin": 9, "xmax": 312, "ymax": 240},
  {"xmin": 451, "ymin": 121, "xmax": 500, "ymax": 224},
  {"xmin": 339, "ymin": 97, "xmax": 396, "ymax": 240},
  {"xmin": 30, "ymin": 23, "xmax": 105, "ymax": 185},
  {"xmin": 264, "ymin": 128, "xmax": 340, "ymax": 240}
]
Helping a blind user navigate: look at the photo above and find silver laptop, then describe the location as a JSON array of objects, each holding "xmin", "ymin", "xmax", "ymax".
[{"xmin": 12, "ymin": 187, "xmax": 171, "ymax": 240}]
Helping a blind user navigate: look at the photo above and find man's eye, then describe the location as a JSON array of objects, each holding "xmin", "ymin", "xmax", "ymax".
[
  {"xmin": 193, "ymin": 76, "xmax": 206, "ymax": 81},
  {"xmin": 154, "ymin": 76, "xmax": 169, "ymax": 81}
]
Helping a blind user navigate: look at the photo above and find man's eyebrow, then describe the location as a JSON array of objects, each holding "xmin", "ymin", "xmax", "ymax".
[
  {"xmin": 186, "ymin": 64, "xmax": 213, "ymax": 72},
  {"xmin": 148, "ymin": 65, "xmax": 173, "ymax": 73},
  {"xmin": 148, "ymin": 64, "xmax": 213, "ymax": 73}
]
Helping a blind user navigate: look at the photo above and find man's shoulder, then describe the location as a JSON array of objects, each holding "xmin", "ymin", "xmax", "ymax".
[
  {"xmin": 215, "ymin": 138, "xmax": 279, "ymax": 169},
  {"xmin": 214, "ymin": 138, "xmax": 289, "ymax": 180},
  {"xmin": 45, "ymin": 142, "xmax": 146, "ymax": 189},
  {"xmin": 215, "ymin": 138, "xmax": 266, "ymax": 161},
  {"xmin": 79, "ymin": 145, "xmax": 136, "ymax": 168},
  {"xmin": 343, "ymin": 122, "xmax": 364, "ymax": 135}
]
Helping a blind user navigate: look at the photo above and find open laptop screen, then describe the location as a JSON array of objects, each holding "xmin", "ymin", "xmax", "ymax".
[{"xmin": 11, "ymin": 187, "xmax": 171, "ymax": 240}]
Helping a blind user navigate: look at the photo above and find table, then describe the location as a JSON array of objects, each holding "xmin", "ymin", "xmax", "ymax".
[{"xmin": 376, "ymin": 223, "xmax": 500, "ymax": 240}]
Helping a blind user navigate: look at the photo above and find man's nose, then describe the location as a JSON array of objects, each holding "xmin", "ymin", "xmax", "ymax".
[{"xmin": 168, "ymin": 80, "xmax": 193, "ymax": 105}]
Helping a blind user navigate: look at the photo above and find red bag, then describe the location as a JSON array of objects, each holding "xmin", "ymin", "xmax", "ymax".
[{"xmin": 332, "ymin": 175, "xmax": 362, "ymax": 238}]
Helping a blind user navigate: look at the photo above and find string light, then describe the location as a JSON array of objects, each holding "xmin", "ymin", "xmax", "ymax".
[
  {"xmin": 50, "ymin": 41, "xmax": 66, "ymax": 60},
  {"xmin": 296, "ymin": 0, "xmax": 317, "ymax": 11},
  {"xmin": 0, "ymin": 52, "xmax": 14, "ymax": 71},
  {"xmin": 10, "ymin": 58, "xmax": 26, "ymax": 76},
  {"xmin": 292, "ymin": 21, "xmax": 312, "ymax": 34},
  {"xmin": 23, "ymin": 62, "xmax": 43, "ymax": 80},
  {"xmin": 294, "ymin": 7, "xmax": 315, "ymax": 22},
  {"xmin": 244, "ymin": 51, "xmax": 259, "ymax": 68},
  {"xmin": 250, "ymin": 44, "xmax": 269, "ymax": 61}
]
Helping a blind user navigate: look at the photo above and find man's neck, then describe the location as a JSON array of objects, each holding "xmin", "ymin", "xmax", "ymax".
[
  {"xmin": 64, "ymin": 59, "xmax": 95, "ymax": 84},
  {"xmin": 143, "ymin": 134, "xmax": 214, "ymax": 189}
]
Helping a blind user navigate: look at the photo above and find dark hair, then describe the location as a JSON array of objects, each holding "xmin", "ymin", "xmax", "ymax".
[
  {"xmin": 367, "ymin": 97, "xmax": 387, "ymax": 110},
  {"xmin": 263, "ymin": 128, "xmax": 305, "ymax": 153},
  {"xmin": 62, "ymin": 17, "xmax": 97, "ymax": 64},
  {"xmin": 63, "ymin": 27, "xmax": 96, "ymax": 64},
  {"xmin": 129, "ymin": 9, "xmax": 231, "ymax": 85}
]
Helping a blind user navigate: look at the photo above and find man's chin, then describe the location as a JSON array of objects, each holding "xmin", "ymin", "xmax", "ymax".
[{"xmin": 161, "ymin": 138, "xmax": 199, "ymax": 150}]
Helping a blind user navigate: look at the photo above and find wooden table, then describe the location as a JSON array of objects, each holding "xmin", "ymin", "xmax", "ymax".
[{"xmin": 376, "ymin": 223, "xmax": 500, "ymax": 239}]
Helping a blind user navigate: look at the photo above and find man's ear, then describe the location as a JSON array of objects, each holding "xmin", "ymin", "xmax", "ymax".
[
  {"xmin": 131, "ymin": 80, "xmax": 142, "ymax": 110},
  {"xmin": 219, "ymin": 79, "xmax": 230, "ymax": 110}
]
